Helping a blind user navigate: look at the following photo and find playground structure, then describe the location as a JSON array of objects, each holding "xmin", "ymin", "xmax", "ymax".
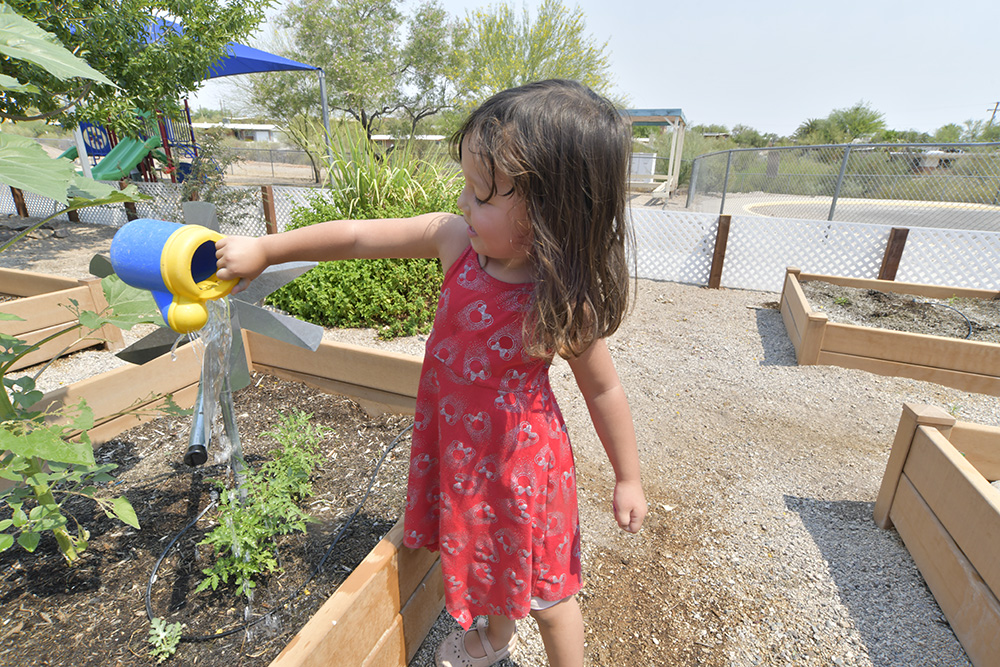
[{"xmin": 58, "ymin": 107, "xmax": 199, "ymax": 184}]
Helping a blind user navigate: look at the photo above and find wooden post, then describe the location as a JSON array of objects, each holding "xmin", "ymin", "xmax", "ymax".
[
  {"xmin": 67, "ymin": 209, "xmax": 80, "ymax": 223},
  {"xmin": 708, "ymin": 214, "xmax": 731, "ymax": 289},
  {"xmin": 873, "ymin": 403, "xmax": 955, "ymax": 529},
  {"xmin": 120, "ymin": 179, "xmax": 139, "ymax": 221},
  {"xmin": 262, "ymin": 185, "xmax": 278, "ymax": 235},
  {"xmin": 878, "ymin": 227, "xmax": 909, "ymax": 281},
  {"xmin": 9, "ymin": 187, "xmax": 28, "ymax": 217}
]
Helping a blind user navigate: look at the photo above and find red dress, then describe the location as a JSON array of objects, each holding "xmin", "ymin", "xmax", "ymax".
[{"xmin": 403, "ymin": 245, "xmax": 582, "ymax": 629}]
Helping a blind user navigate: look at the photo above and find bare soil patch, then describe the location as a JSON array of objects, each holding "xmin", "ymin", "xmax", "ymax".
[{"xmin": 800, "ymin": 281, "xmax": 1000, "ymax": 343}]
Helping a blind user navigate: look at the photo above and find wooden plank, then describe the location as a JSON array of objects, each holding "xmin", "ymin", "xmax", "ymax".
[
  {"xmin": 82, "ymin": 382, "xmax": 199, "ymax": 445},
  {"xmin": 779, "ymin": 269, "xmax": 828, "ymax": 364},
  {"xmin": 399, "ymin": 559, "xmax": 445, "ymax": 663},
  {"xmin": 878, "ymin": 227, "xmax": 909, "ymax": 281},
  {"xmin": 254, "ymin": 364, "xmax": 417, "ymax": 416},
  {"xmin": 0, "ymin": 284, "xmax": 93, "ymax": 331},
  {"xmin": 0, "ymin": 268, "xmax": 79, "ymax": 296},
  {"xmin": 246, "ymin": 332, "xmax": 422, "ymax": 401},
  {"xmin": 821, "ymin": 323, "xmax": 1000, "ymax": 377},
  {"xmin": 817, "ymin": 350, "xmax": 1000, "ymax": 396},
  {"xmin": 707, "ymin": 214, "xmax": 730, "ymax": 289},
  {"xmin": 6, "ymin": 322, "xmax": 102, "ymax": 371},
  {"xmin": 890, "ymin": 475, "xmax": 1000, "ymax": 667},
  {"xmin": 950, "ymin": 422, "xmax": 1000, "ymax": 481},
  {"xmin": 797, "ymin": 272, "xmax": 999, "ymax": 301},
  {"xmin": 874, "ymin": 404, "xmax": 955, "ymax": 529},
  {"xmin": 262, "ymin": 185, "xmax": 278, "ymax": 235},
  {"xmin": 902, "ymin": 426, "xmax": 1000, "ymax": 598},
  {"xmin": 10, "ymin": 186, "xmax": 28, "ymax": 217},
  {"xmin": 269, "ymin": 519, "xmax": 441, "ymax": 667},
  {"xmin": 31, "ymin": 342, "xmax": 202, "ymax": 430}
]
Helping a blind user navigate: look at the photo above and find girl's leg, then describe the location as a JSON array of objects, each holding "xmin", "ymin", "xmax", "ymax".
[
  {"xmin": 462, "ymin": 614, "xmax": 517, "ymax": 659},
  {"xmin": 530, "ymin": 595, "xmax": 584, "ymax": 667}
]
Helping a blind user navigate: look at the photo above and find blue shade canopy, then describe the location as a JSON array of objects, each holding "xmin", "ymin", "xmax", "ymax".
[
  {"xmin": 146, "ymin": 17, "xmax": 317, "ymax": 79},
  {"xmin": 207, "ymin": 42, "xmax": 317, "ymax": 78}
]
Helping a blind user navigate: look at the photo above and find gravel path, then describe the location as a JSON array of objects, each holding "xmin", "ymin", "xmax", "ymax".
[{"xmin": 5, "ymin": 219, "xmax": 999, "ymax": 665}]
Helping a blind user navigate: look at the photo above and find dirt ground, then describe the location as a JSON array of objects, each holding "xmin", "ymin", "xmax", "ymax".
[{"xmin": 2, "ymin": 219, "xmax": 997, "ymax": 667}]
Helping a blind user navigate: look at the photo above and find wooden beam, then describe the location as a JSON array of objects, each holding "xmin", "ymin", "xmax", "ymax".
[
  {"xmin": 878, "ymin": 227, "xmax": 909, "ymax": 281},
  {"xmin": 9, "ymin": 186, "xmax": 28, "ymax": 217},
  {"xmin": 707, "ymin": 214, "xmax": 731, "ymax": 289},
  {"xmin": 874, "ymin": 404, "xmax": 955, "ymax": 529},
  {"xmin": 262, "ymin": 185, "xmax": 278, "ymax": 235}
]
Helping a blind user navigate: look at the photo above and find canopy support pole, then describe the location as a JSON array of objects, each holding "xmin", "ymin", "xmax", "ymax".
[{"xmin": 317, "ymin": 68, "xmax": 333, "ymax": 162}]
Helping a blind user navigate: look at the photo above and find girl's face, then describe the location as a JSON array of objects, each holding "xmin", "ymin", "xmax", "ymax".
[{"xmin": 457, "ymin": 138, "xmax": 533, "ymax": 276}]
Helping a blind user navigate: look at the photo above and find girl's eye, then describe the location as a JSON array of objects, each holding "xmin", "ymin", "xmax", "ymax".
[{"xmin": 474, "ymin": 195, "xmax": 487, "ymax": 206}]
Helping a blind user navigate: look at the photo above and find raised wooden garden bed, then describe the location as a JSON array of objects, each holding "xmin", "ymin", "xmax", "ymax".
[
  {"xmin": 0, "ymin": 267, "xmax": 124, "ymax": 371},
  {"xmin": 779, "ymin": 267, "xmax": 1000, "ymax": 395},
  {"xmin": 874, "ymin": 403, "xmax": 1000, "ymax": 667},
  {"xmin": 31, "ymin": 327, "xmax": 441, "ymax": 667}
]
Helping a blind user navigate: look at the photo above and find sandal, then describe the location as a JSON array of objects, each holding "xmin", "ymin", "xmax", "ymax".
[{"xmin": 435, "ymin": 617, "xmax": 518, "ymax": 667}]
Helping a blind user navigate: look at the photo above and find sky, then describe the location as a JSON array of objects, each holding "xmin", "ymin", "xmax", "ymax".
[{"xmin": 189, "ymin": 0, "xmax": 1000, "ymax": 137}]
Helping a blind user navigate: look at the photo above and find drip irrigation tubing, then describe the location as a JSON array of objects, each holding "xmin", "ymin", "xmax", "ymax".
[
  {"xmin": 145, "ymin": 421, "xmax": 414, "ymax": 643},
  {"xmin": 913, "ymin": 299, "xmax": 973, "ymax": 339}
]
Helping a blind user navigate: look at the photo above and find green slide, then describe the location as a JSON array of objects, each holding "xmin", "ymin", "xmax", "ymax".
[{"xmin": 88, "ymin": 135, "xmax": 162, "ymax": 180}]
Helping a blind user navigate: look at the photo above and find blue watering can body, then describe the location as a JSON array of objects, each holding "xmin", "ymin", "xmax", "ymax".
[{"xmin": 110, "ymin": 218, "xmax": 238, "ymax": 333}]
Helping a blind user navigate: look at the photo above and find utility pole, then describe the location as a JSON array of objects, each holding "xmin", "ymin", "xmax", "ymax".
[{"xmin": 988, "ymin": 102, "xmax": 999, "ymax": 127}]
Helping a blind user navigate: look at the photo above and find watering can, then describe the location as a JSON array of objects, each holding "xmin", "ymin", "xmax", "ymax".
[{"xmin": 110, "ymin": 218, "xmax": 238, "ymax": 333}]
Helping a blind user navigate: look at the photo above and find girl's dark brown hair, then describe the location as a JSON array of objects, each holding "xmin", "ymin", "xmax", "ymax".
[{"xmin": 451, "ymin": 79, "xmax": 633, "ymax": 359}]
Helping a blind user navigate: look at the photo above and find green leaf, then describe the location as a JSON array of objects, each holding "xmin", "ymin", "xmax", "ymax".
[
  {"xmin": 100, "ymin": 275, "xmax": 163, "ymax": 328},
  {"xmin": 0, "ymin": 73, "xmax": 37, "ymax": 93},
  {"xmin": 0, "ymin": 132, "xmax": 76, "ymax": 204},
  {"xmin": 65, "ymin": 178, "xmax": 149, "ymax": 207},
  {"xmin": 112, "ymin": 496, "xmax": 140, "ymax": 529},
  {"xmin": 0, "ymin": 312, "xmax": 24, "ymax": 322},
  {"xmin": 0, "ymin": 533, "xmax": 12, "ymax": 551},
  {"xmin": 0, "ymin": 4, "xmax": 114, "ymax": 86},
  {"xmin": 0, "ymin": 424, "xmax": 96, "ymax": 466},
  {"xmin": 17, "ymin": 531, "xmax": 39, "ymax": 552}
]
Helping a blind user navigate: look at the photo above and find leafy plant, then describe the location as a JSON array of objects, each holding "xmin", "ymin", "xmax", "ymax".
[
  {"xmin": 147, "ymin": 617, "xmax": 185, "ymax": 664},
  {"xmin": 266, "ymin": 124, "xmax": 461, "ymax": 339},
  {"xmin": 195, "ymin": 410, "xmax": 324, "ymax": 598},
  {"xmin": 175, "ymin": 126, "xmax": 260, "ymax": 229},
  {"xmin": 0, "ymin": 6, "xmax": 170, "ymax": 565}
]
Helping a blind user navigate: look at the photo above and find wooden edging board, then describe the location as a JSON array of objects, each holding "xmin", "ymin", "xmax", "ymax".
[
  {"xmin": 779, "ymin": 267, "xmax": 1000, "ymax": 396},
  {"xmin": 0, "ymin": 268, "xmax": 124, "ymax": 371},
  {"xmin": 29, "ymin": 328, "xmax": 442, "ymax": 666},
  {"xmin": 874, "ymin": 403, "xmax": 1000, "ymax": 667}
]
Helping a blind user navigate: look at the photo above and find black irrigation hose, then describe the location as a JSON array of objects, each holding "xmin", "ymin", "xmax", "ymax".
[
  {"xmin": 145, "ymin": 421, "xmax": 414, "ymax": 643},
  {"xmin": 913, "ymin": 299, "xmax": 973, "ymax": 339}
]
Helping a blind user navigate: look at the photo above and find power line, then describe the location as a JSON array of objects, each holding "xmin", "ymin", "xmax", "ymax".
[{"xmin": 988, "ymin": 102, "xmax": 999, "ymax": 127}]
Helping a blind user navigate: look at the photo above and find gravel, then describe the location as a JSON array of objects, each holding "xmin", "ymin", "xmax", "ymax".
[{"xmin": 7, "ymin": 220, "xmax": 999, "ymax": 665}]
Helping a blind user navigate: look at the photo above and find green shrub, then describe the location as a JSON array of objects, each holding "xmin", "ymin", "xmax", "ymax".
[{"xmin": 266, "ymin": 126, "xmax": 462, "ymax": 339}]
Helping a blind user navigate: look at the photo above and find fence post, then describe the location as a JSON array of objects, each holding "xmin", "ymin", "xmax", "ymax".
[
  {"xmin": 828, "ymin": 145, "xmax": 852, "ymax": 220},
  {"xmin": 686, "ymin": 158, "xmax": 699, "ymax": 209},
  {"xmin": 708, "ymin": 214, "xmax": 731, "ymax": 289},
  {"xmin": 261, "ymin": 185, "xmax": 278, "ymax": 235},
  {"xmin": 878, "ymin": 227, "xmax": 909, "ymax": 281},
  {"xmin": 720, "ymin": 151, "xmax": 733, "ymax": 215},
  {"xmin": 9, "ymin": 187, "xmax": 28, "ymax": 217},
  {"xmin": 120, "ymin": 179, "xmax": 139, "ymax": 221}
]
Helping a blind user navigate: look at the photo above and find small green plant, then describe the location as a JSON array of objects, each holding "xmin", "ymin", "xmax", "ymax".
[
  {"xmin": 147, "ymin": 617, "xmax": 185, "ymax": 663},
  {"xmin": 834, "ymin": 296, "xmax": 851, "ymax": 306},
  {"xmin": 195, "ymin": 410, "xmax": 324, "ymax": 598}
]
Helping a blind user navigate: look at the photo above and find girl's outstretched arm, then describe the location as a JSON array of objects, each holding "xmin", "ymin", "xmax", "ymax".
[
  {"xmin": 215, "ymin": 212, "xmax": 469, "ymax": 292},
  {"xmin": 567, "ymin": 338, "xmax": 647, "ymax": 533}
]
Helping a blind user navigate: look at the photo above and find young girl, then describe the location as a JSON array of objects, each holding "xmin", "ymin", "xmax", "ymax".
[{"xmin": 215, "ymin": 79, "xmax": 646, "ymax": 667}]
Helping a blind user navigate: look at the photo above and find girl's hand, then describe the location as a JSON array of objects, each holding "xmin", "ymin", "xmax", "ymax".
[
  {"xmin": 613, "ymin": 479, "xmax": 647, "ymax": 533},
  {"xmin": 215, "ymin": 235, "xmax": 268, "ymax": 293}
]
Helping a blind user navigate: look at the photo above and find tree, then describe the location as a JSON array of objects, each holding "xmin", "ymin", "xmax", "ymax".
[
  {"xmin": 452, "ymin": 0, "xmax": 616, "ymax": 110},
  {"xmin": 933, "ymin": 123, "xmax": 963, "ymax": 143},
  {"xmin": 249, "ymin": 0, "xmax": 458, "ymax": 142},
  {"xmin": 2, "ymin": 0, "xmax": 271, "ymax": 134},
  {"xmin": 827, "ymin": 101, "xmax": 886, "ymax": 141}
]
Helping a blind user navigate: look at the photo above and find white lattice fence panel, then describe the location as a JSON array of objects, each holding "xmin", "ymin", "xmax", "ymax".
[
  {"xmin": 723, "ymin": 216, "xmax": 891, "ymax": 293},
  {"xmin": 630, "ymin": 209, "xmax": 718, "ymax": 285},
  {"xmin": 272, "ymin": 186, "xmax": 332, "ymax": 233},
  {"xmin": 896, "ymin": 227, "xmax": 1000, "ymax": 290}
]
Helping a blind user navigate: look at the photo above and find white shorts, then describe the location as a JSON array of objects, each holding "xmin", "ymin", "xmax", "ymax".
[{"xmin": 529, "ymin": 595, "xmax": 573, "ymax": 611}]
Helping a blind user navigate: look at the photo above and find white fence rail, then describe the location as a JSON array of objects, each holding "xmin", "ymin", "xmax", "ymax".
[{"xmin": 3, "ymin": 185, "xmax": 997, "ymax": 293}]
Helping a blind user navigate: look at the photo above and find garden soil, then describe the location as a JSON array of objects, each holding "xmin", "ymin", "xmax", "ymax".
[{"xmin": 1, "ymin": 219, "xmax": 998, "ymax": 667}]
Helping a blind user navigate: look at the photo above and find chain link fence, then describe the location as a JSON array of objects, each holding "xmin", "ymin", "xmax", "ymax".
[{"xmin": 686, "ymin": 142, "xmax": 1000, "ymax": 231}]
